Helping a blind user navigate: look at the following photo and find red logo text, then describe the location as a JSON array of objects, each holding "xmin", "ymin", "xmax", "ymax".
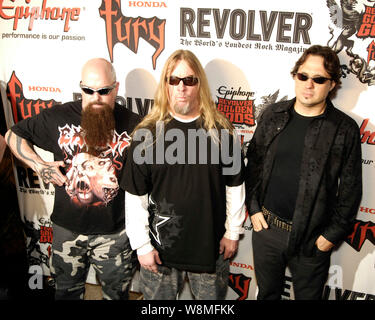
[
  {"xmin": 6, "ymin": 71, "xmax": 59, "ymax": 123},
  {"xmin": 360, "ymin": 118, "xmax": 375, "ymax": 145},
  {"xmin": 99, "ymin": 0, "xmax": 166, "ymax": 69},
  {"xmin": 0, "ymin": 0, "xmax": 80, "ymax": 31}
]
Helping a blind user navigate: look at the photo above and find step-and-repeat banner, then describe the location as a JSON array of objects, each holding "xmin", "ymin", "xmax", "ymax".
[{"xmin": 1, "ymin": 0, "xmax": 374, "ymax": 300}]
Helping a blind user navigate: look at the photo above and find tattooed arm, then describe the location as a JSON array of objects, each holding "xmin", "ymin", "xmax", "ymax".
[{"xmin": 5, "ymin": 129, "xmax": 67, "ymax": 186}]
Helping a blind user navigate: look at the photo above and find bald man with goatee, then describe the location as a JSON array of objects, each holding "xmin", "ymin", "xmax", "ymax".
[{"xmin": 6, "ymin": 58, "xmax": 141, "ymax": 300}]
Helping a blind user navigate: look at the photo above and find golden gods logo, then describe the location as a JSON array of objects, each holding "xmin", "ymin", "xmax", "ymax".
[{"xmin": 327, "ymin": 0, "xmax": 375, "ymax": 85}]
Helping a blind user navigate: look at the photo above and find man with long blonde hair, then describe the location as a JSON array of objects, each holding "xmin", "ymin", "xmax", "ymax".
[
  {"xmin": 121, "ymin": 50, "xmax": 245, "ymax": 300},
  {"xmin": 132, "ymin": 50, "xmax": 234, "ymax": 135}
]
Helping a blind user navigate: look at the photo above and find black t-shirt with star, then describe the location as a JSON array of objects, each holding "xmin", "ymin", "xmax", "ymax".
[{"xmin": 121, "ymin": 118, "xmax": 244, "ymax": 272}]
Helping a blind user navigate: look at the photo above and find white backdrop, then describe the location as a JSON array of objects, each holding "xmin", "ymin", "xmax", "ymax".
[{"xmin": 1, "ymin": 0, "xmax": 374, "ymax": 300}]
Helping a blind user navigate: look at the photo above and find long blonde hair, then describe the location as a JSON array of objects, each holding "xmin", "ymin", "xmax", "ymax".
[{"xmin": 132, "ymin": 50, "xmax": 233, "ymax": 140}]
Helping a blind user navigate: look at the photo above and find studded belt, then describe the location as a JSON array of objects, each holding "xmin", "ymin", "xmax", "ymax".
[{"xmin": 261, "ymin": 206, "xmax": 293, "ymax": 232}]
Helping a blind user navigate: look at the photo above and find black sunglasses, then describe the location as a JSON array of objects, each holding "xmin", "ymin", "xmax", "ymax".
[
  {"xmin": 80, "ymin": 82, "xmax": 116, "ymax": 95},
  {"xmin": 167, "ymin": 76, "xmax": 199, "ymax": 86},
  {"xmin": 295, "ymin": 73, "xmax": 332, "ymax": 84}
]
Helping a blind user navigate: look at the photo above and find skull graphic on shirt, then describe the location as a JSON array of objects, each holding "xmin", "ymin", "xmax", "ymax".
[{"xmin": 65, "ymin": 152, "xmax": 119, "ymax": 206}]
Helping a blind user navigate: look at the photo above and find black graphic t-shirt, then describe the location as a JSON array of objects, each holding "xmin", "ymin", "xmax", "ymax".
[
  {"xmin": 121, "ymin": 118, "xmax": 244, "ymax": 272},
  {"xmin": 11, "ymin": 100, "xmax": 140, "ymax": 234}
]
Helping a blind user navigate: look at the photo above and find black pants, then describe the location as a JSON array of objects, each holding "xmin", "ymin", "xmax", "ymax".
[{"xmin": 252, "ymin": 225, "xmax": 331, "ymax": 300}]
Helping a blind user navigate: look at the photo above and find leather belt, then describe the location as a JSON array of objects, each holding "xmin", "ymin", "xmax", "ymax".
[{"xmin": 262, "ymin": 206, "xmax": 292, "ymax": 232}]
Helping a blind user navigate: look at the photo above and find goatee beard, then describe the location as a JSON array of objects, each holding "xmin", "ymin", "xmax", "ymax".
[
  {"xmin": 81, "ymin": 102, "xmax": 115, "ymax": 156},
  {"xmin": 173, "ymin": 103, "xmax": 191, "ymax": 115}
]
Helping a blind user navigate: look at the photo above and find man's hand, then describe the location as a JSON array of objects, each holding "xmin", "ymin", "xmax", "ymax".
[
  {"xmin": 138, "ymin": 249, "xmax": 162, "ymax": 273},
  {"xmin": 35, "ymin": 161, "xmax": 67, "ymax": 186},
  {"xmin": 5, "ymin": 130, "xmax": 67, "ymax": 186},
  {"xmin": 315, "ymin": 235, "xmax": 334, "ymax": 252},
  {"xmin": 219, "ymin": 237, "xmax": 238, "ymax": 260},
  {"xmin": 250, "ymin": 211, "xmax": 268, "ymax": 232}
]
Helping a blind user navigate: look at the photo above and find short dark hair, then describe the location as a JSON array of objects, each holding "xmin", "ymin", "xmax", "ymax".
[{"xmin": 291, "ymin": 45, "xmax": 342, "ymax": 98}]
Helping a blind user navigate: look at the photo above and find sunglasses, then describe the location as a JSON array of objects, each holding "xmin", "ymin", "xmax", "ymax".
[
  {"xmin": 167, "ymin": 76, "xmax": 199, "ymax": 86},
  {"xmin": 80, "ymin": 82, "xmax": 116, "ymax": 95},
  {"xmin": 295, "ymin": 73, "xmax": 332, "ymax": 84}
]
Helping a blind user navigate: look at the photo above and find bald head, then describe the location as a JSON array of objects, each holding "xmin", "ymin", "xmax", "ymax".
[{"xmin": 81, "ymin": 58, "xmax": 116, "ymax": 85}]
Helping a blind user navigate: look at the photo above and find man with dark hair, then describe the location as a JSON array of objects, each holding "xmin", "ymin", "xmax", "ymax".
[
  {"xmin": 5, "ymin": 58, "xmax": 140, "ymax": 299},
  {"xmin": 245, "ymin": 45, "xmax": 362, "ymax": 300}
]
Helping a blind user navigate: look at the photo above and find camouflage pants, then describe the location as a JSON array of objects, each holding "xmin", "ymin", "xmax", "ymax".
[
  {"xmin": 51, "ymin": 223, "xmax": 136, "ymax": 300},
  {"xmin": 140, "ymin": 254, "xmax": 229, "ymax": 300}
]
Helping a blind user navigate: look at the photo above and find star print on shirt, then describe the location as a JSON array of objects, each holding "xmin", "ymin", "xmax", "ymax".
[
  {"xmin": 149, "ymin": 197, "xmax": 173, "ymax": 246},
  {"xmin": 148, "ymin": 197, "xmax": 182, "ymax": 249},
  {"xmin": 150, "ymin": 214, "xmax": 171, "ymax": 246}
]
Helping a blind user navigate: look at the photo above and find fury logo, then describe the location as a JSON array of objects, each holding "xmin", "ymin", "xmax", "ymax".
[
  {"xmin": 228, "ymin": 273, "xmax": 251, "ymax": 300},
  {"xmin": 6, "ymin": 71, "xmax": 59, "ymax": 124},
  {"xmin": 99, "ymin": 0, "xmax": 166, "ymax": 69},
  {"xmin": 346, "ymin": 219, "xmax": 375, "ymax": 251}
]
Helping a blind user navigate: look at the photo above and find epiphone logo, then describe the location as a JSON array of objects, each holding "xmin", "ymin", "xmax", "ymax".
[{"xmin": 0, "ymin": 0, "xmax": 81, "ymax": 31}]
